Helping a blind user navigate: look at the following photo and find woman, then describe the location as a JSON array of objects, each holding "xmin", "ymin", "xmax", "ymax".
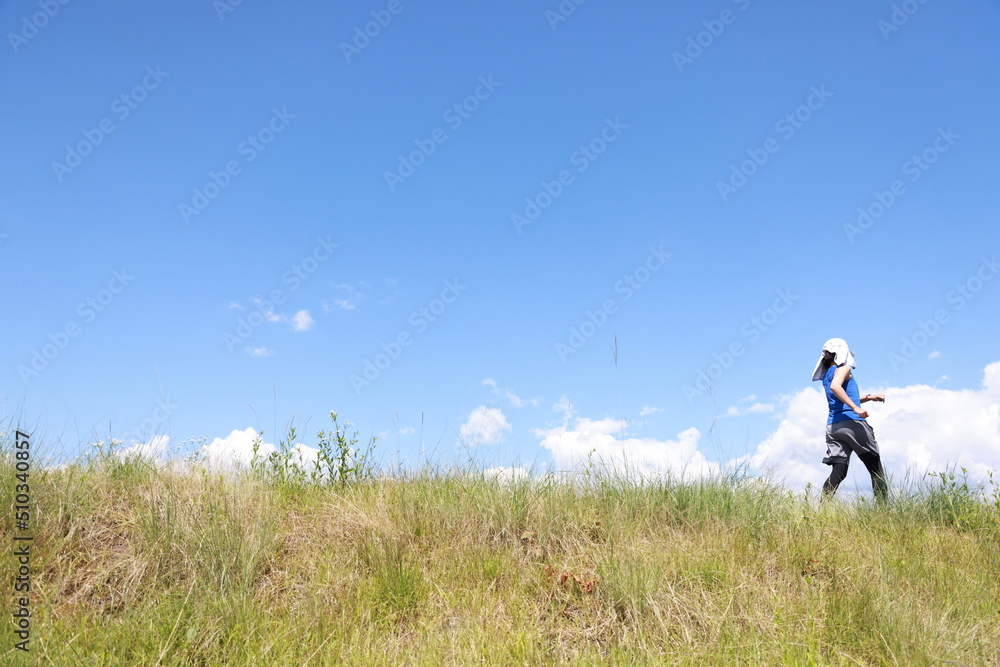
[{"xmin": 811, "ymin": 338, "xmax": 888, "ymax": 501}]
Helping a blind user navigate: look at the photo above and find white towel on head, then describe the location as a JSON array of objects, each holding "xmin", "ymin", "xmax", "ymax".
[{"xmin": 811, "ymin": 338, "xmax": 856, "ymax": 381}]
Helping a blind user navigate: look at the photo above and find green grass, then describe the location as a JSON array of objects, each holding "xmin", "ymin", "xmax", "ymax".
[{"xmin": 2, "ymin": 440, "xmax": 999, "ymax": 665}]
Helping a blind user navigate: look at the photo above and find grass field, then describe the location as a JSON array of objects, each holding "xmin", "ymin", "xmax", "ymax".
[{"xmin": 2, "ymin": 432, "xmax": 999, "ymax": 665}]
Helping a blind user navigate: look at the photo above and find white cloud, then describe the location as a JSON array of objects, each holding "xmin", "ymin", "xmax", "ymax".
[
  {"xmin": 928, "ymin": 350, "xmax": 942, "ymax": 359},
  {"xmin": 227, "ymin": 301, "xmax": 244, "ymax": 310},
  {"xmin": 198, "ymin": 428, "xmax": 273, "ymax": 469},
  {"xmin": 118, "ymin": 434, "xmax": 171, "ymax": 461},
  {"xmin": 245, "ymin": 346, "xmax": 274, "ymax": 357},
  {"xmin": 197, "ymin": 427, "xmax": 319, "ymax": 471},
  {"xmin": 326, "ymin": 283, "xmax": 367, "ymax": 311},
  {"xmin": 735, "ymin": 388, "xmax": 829, "ymax": 486},
  {"xmin": 291, "ymin": 309, "xmax": 315, "ymax": 331},
  {"xmin": 723, "ymin": 402, "xmax": 775, "ymax": 418},
  {"xmin": 483, "ymin": 466, "xmax": 530, "ymax": 485},
  {"xmin": 741, "ymin": 361, "xmax": 1000, "ymax": 490},
  {"xmin": 534, "ymin": 417, "xmax": 720, "ymax": 481},
  {"xmin": 553, "ymin": 395, "xmax": 574, "ymax": 417},
  {"xmin": 243, "ymin": 295, "xmax": 315, "ymax": 332},
  {"xmin": 986, "ymin": 362, "xmax": 1000, "ymax": 393},
  {"xmin": 481, "ymin": 377, "xmax": 539, "ymax": 408},
  {"xmin": 260, "ymin": 309, "xmax": 315, "ymax": 331},
  {"xmin": 459, "ymin": 406, "xmax": 511, "ymax": 446},
  {"xmin": 640, "ymin": 406, "xmax": 664, "ymax": 416},
  {"xmin": 399, "ymin": 426, "xmax": 416, "ymax": 436},
  {"xmin": 505, "ymin": 390, "xmax": 529, "ymax": 408},
  {"xmin": 536, "ymin": 361, "xmax": 1000, "ymax": 492}
]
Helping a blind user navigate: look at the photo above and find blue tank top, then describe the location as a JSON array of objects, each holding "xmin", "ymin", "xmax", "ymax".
[{"xmin": 823, "ymin": 365, "xmax": 864, "ymax": 424}]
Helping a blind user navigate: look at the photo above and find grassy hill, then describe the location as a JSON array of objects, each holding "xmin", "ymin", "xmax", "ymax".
[{"xmin": 3, "ymin": 436, "xmax": 999, "ymax": 665}]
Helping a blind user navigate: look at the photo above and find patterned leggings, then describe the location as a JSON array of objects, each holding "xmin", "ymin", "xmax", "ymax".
[{"xmin": 822, "ymin": 419, "xmax": 888, "ymax": 501}]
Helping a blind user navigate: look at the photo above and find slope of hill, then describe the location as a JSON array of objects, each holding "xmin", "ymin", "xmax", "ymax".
[{"xmin": 3, "ymin": 442, "xmax": 999, "ymax": 665}]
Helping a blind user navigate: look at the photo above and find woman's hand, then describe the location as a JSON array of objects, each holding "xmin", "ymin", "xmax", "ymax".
[
  {"xmin": 862, "ymin": 394, "xmax": 885, "ymax": 403},
  {"xmin": 855, "ymin": 407, "xmax": 869, "ymax": 419}
]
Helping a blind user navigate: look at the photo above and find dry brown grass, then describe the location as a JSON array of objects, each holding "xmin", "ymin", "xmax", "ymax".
[{"xmin": 2, "ymin": 455, "xmax": 999, "ymax": 665}]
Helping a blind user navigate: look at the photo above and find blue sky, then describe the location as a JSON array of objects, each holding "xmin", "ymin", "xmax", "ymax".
[{"xmin": 3, "ymin": 0, "xmax": 999, "ymax": 489}]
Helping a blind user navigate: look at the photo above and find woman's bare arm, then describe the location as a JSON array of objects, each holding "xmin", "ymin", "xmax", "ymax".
[{"xmin": 830, "ymin": 365, "xmax": 868, "ymax": 418}]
